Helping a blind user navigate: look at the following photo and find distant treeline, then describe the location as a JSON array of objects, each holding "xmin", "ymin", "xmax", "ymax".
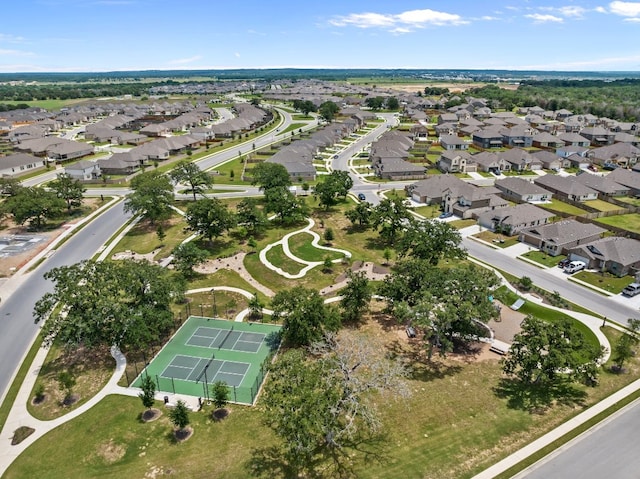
[
  {"xmin": 0, "ymin": 103, "xmax": 31, "ymax": 112},
  {"xmin": 469, "ymin": 80, "xmax": 640, "ymax": 121}
]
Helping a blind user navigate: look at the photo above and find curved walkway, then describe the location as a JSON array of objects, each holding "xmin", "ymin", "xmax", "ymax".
[{"xmin": 259, "ymin": 218, "xmax": 351, "ymax": 279}]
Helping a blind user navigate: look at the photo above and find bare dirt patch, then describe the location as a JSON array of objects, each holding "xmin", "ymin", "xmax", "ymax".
[
  {"xmin": 96, "ymin": 440, "xmax": 126, "ymax": 464},
  {"xmin": 212, "ymin": 408, "xmax": 231, "ymax": 421}
]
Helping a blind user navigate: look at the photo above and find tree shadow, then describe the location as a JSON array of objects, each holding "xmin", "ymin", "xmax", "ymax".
[
  {"xmin": 493, "ymin": 377, "xmax": 588, "ymax": 413},
  {"xmin": 247, "ymin": 432, "xmax": 390, "ymax": 479}
]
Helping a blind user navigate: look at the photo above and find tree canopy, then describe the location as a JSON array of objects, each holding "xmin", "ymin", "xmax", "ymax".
[
  {"xmin": 260, "ymin": 332, "xmax": 409, "ymax": 477},
  {"xmin": 503, "ymin": 316, "xmax": 603, "ymax": 387},
  {"xmin": 34, "ymin": 259, "xmax": 185, "ymax": 351},
  {"xmin": 318, "ymin": 101, "xmax": 340, "ymax": 122},
  {"xmin": 124, "ymin": 171, "xmax": 174, "ymax": 224},
  {"xmin": 271, "ymin": 286, "xmax": 341, "ymax": 347},
  {"xmin": 169, "ymin": 161, "xmax": 213, "ymax": 201},
  {"xmin": 184, "ymin": 197, "xmax": 236, "ymax": 244},
  {"xmin": 3, "ymin": 186, "xmax": 65, "ymax": 230},
  {"xmin": 250, "ymin": 162, "xmax": 291, "ymax": 191},
  {"xmin": 313, "ymin": 170, "xmax": 353, "ymax": 209},
  {"xmin": 398, "ymin": 218, "xmax": 466, "ymax": 265},
  {"xmin": 48, "ymin": 173, "xmax": 85, "ymax": 212}
]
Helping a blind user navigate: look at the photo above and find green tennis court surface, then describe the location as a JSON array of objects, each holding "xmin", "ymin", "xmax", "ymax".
[{"xmin": 132, "ymin": 317, "xmax": 281, "ymax": 405}]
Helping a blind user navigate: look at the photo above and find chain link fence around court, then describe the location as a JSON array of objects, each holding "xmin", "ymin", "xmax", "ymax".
[{"xmin": 127, "ymin": 316, "xmax": 282, "ymax": 406}]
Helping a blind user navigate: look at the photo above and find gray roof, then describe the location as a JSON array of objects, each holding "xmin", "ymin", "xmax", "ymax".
[
  {"xmin": 570, "ymin": 236, "xmax": 640, "ymax": 266},
  {"xmin": 521, "ymin": 219, "xmax": 606, "ymax": 246},
  {"xmin": 534, "ymin": 175, "xmax": 598, "ymax": 197},
  {"xmin": 495, "ymin": 177, "xmax": 552, "ymax": 196},
  {"xmin": 574, "ymin": 171, "xmax": 629, "ymax": 194}
]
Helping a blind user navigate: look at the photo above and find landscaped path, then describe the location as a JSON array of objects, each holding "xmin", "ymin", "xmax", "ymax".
[{"xmin": 259, "ymin": 218, "xmax": 352, "ymax": 279}]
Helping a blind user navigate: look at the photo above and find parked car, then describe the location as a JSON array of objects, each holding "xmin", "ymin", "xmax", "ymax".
[
  {"xmin": 603, "ymin": 162, "xmax": 618, "ymax": 171},
  {"xmin": 588, "ymin": 164, "xmax": 598, "ymax": 172},
  {"xmin": 558, "ymin": 258, "xmax": 570, "ymax": 268},
  {"xmin": 357, "ymin": 193, "xmax": 366, "ymax": 201},
  {"xmin": 564, "ymin": 260, "xmax": 586, "ymax": 274},
  {"xmin": 438, "ymin": 212, "xmax": 454, "ymax": 219},
  {"xmin": 622, "ymin": 283, "xmax": 640, "ymax": 297}
]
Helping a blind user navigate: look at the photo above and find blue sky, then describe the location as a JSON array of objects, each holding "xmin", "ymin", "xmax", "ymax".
[{"xmin": 1, "ymin": 0, "xmax": 639, "ymax": 72}]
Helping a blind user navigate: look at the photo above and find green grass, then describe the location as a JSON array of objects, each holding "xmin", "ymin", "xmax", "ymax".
[
  {"xmin": 186, "ymin": 268, "xmax": 271, "ymax": 306},
  {"xmin": 288, "ymin": 232, "xmax": 344, "ymax": 262},
  {"xmin": 264, "ymin": 243, "xmax": 305, "ymax": 275},
  {"xmin": 474, "ymin": 230, "xmax": 519, "ymax": 248},
  {"xmin": 573, "ymin": 270, "xmax": 635, "ymax": 294},
  {"xmin": 413, "ymin": 204, "xmax": 442, "ymax": 218},
  {"xmin": 615, "ymin": 196, "xmax": 640, "ymax": 207},
  {"xmin": 542, "ymin": 199, "xmax": 587, "ymax": 215},
  {"xmin": 596, "ymin": 213, "xmax": 640, "ymax": 234},
  {"xmin": 110, "ymin": 211, "xmax": 190, "ymax": 260},
  {"xmin": 0, "ymin": 99, "xmax": 87, "ymax": 110},
  {"xmin": 450, "ymin": 219, "xmax": 477, "ymax": 229},
  {"xmin": 0, "ymin": 335, "xmax": 43, "ymax": 432},
  {"xmin": 583, "ymin": 199, "xmax": 625, "ymax": 212},
  {"xmin": 279, "ymin": 122, "xmax": 306, "ymax": 135},
  {"xmin": 521, "ymin": 251, "xmax": 565, "ymax": 268}
]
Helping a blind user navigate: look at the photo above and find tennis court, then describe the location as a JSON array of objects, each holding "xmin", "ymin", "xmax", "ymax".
[{"xmin": 132, "ymin": 316, "xmax": 281, "ymax": 405}]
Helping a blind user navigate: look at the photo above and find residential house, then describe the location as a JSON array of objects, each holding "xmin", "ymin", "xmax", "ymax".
[
  {"xmin": 476, "ymin": 203, "xmax": 555, "ymax": 235},
  {"xmin": 532, "ymin": 132, "xmax": 565, "ymax": 149},
  {"xmin": 472, "ymin": 129, "xmax": 504, "ymax": 149},
  {"xmin": 434, "ymin": 123, "xmax": 458, "ymax": 136},
  {"xmin": 557, "ymin": 132, "xmax": 591, "ymax": 147},
  {"xmin": 47, "ymin": 141, "xmax": 95, "ymax": 161},
  {"xmin": 566, "ymin": 237, "xmax": 640, "ymax": 277},
  {"xmin": 0, "ymin": 153, "xmax": 47, "ymax": 177},
  {"xmin": 574, "ymin": 171, "xmax": 629, "ymax": 197},
  {"xmin": 407, "ymin": 175, "xmax": 468, "ymax": 205},
  {"xmin": 498, "ymin": 148, "xmax": 541, "ymax": 172},
  {"xmin": 605, "ymin": 168, "xmax": 640, "ymax": 196},
  {"xmin": 472, "ymin": 151, "xmax": 510, "ymax": 174},
  {"xmin": 443, "ymin": 183, "xmax": 506, "ymax": 219},
  {"xmin": 533, "ymin": 175, "xmax": 599, "ymax": 202},
  {"xmin": 530, "ymin": 150, "xmax": 570, "ymax": 170},
  {"xmin": 494, "ymin": 177, "xmax": 552, "ymax": 203},
  {"xmin": 500, "ymin": 126, "xmax": 534, "ymax": 148},
  {"xmin": 437, "ymin": 150, "xmax": 476, "ymax": 173},
  {"xmin": 64, "ymin": 160, "xmax": 101, "ymax": 180},
  {"xmin": 590, "ymin": 142, "xmax": 640, "ymax": 168},
  {"xmin": 519, "ymin": 219, "xmax": 606, "ymax": 256},
  {"xmin": 579, "ymin": 126, "xmax": 616, "ymax": 146},
  {"xmin": 439, "ymin": 135, "xmax": 469, "ymax": 151}
]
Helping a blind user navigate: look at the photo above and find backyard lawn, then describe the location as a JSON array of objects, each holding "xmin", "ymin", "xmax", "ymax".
[
  {"xmin": 583, "ymin": 199, "xmax": 625, "ymax": 212},
  {"xmin": 542, "ymin": 199, "xmax": 587, "ymax": 216},
  {"xmin": 474, "ymin": 230, "xmax": 519, "ymax": 248},
  {"xmin": 596, "ymin": 213, "xmax": 640, "ymax": 234}
]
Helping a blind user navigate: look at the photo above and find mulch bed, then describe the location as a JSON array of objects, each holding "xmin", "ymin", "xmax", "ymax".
[{"xmin": 141, "ymin": 408, "xmax": 162, "ymax": 422}]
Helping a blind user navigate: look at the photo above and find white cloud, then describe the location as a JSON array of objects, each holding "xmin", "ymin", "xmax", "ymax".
[
  {"xmin": 609, "ymin": 1, "xmax": 640, "ymax": 17},
  {"xmin": 167, "ymin": 55, "xmax": 202, "ymax": 65},
  {"xmin": 0, "ymin": 33, "xmax": 26, "ymax": 44},
  {"xmin": 623, "ymin": 16, "xmax": 640, "ymax": 20},
  {"xmin": 595, "ymin": 6, "xmax": 608, "ymax": 13},
  {"xmin": 330, "ymin": 8, "xmax": 467, "ymax": 31},
  {"xmin": 480, "ymin": 16, "xmax": 500, "ymax": 21},
  {"xmin": 234, "ymin": 52, "xmax": 241, "ymax": 58},
  {"xmin": 0, "ymin": 49, "xmax": 34, "ymax": 56},
  {"xmin": 556, "ymin": 6, "xmax": 587, "ymax": 17},
  {"xmin": 525, "ymin": 13, "xmax": 564, "ymax": 23}
]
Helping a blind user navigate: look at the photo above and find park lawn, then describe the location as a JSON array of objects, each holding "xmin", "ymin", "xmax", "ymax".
[
  {"xmin": 26, "ymin": 344, "xmax": 114, "ymax": 421},
  {"xmin": 110, "ymin": 212, "xmax": 190, "ymax": 260},
  {"xmin": 264, "ymin": 243, "xmax": 305, "ymax": 276},
  {"xmin": 521, "ymin": 250, "xmax": 565, "ymax": 268},
  {"xmin": 583, "ymin": 199, "xmax": 624, "ymax": 212},
  {"xmin": 184, "ymin": 290, "xmax": 249, "ymax": 321},
  {"xmin": 573, "ymin": 270, "xmax": 635, "ymax": 295},
  {"xmin": 0, "ymin": 98, "xmax": 87, "ymax": 110},
  {"xmin": 311, "ymin": 203, "xmax": 388, "ymax": 265},
  {"xmin": 211, "ymin": 157, "xmax": 252, "ymax": 185},
  {"xmin": 595, "ymin": 213, "xmax": 640, "ymax": 234},
  {"xmin": 186, "ymin": 268, "xmax": 271, "ymax": 306},
  {"xmin": 542, "ymin": 199, "xmax": 586, "ymax": 216},
  {"xmin": 9, "ymin": 315, "xmax": 640, "ymax": 479},
  {"xmin": 288, "ymin": 232, "xmax": 344, "ymax": 262}
]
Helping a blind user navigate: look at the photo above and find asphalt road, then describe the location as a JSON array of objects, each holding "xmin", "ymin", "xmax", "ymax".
[
  {"xmin": 0, "ymin": 201, "xmax": 131, "ymax": 402},
  {"xmin": 518, "ymin": 398, "xmax": 640, "ymax": 479},
  {"xmin": 463, "ymin": 238, "xmax": 639, "ymax": 325}
]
